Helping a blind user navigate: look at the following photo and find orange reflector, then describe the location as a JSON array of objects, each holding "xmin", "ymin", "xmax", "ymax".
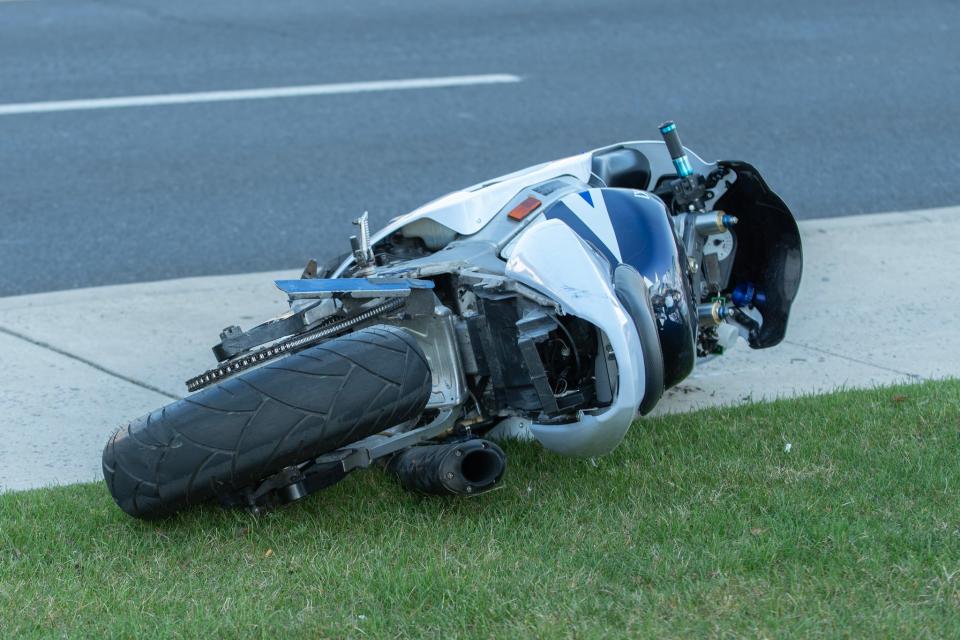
[{"xmin": 507, "ymin": 196, "xmax": 542, "ymax": 221}]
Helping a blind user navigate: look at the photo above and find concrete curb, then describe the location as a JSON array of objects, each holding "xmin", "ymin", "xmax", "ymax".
[
  {"xmin": 656, "ymin": 205, "xmax": 959, "ymax": 414},
  {"xmin": 1, "ymin": 206, "xmax": 957, "ymax": 490}
]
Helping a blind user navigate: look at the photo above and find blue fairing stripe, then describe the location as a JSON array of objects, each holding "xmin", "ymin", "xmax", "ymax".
[
  {"xmin": 545, "ymin": 198, "xmax": 619, "ymax": 272},
  {"xmin": 545, "ymin": 189, "xmax": 677, "ymax": 278},
  {"xmin": 601, "ymin": 190, "xmax": 678, "ymax": 272}
]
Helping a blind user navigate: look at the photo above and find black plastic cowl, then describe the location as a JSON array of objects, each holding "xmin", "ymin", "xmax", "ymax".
[
  {"xmin": 387, "ymin": 439, "xmax": 506, "ymax": 496},
  {"xmin": 714, "ymin": 160, "xmax": 802, "ymax": 349}
]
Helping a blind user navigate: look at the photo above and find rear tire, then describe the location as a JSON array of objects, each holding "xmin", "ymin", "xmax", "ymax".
[{"xmin": 102, "ymin": 325, "xmax": 431, "ymax": 519}]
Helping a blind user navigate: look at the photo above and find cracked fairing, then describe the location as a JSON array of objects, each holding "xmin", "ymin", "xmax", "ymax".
[{"xmin": 505, "ymin": 219, "xmax": 645, "ymax": 456}]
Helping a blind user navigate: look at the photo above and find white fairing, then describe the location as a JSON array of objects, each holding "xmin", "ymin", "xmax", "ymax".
[
  {"xmin": 332, "ymin": 141, "xmax": 715, "ymax": 277},
  {"xmin": 505, "ymin": 220, "xmax": 644, "ymax": 456},
  {"xmin": 325, "ymin": 140, "xmax": 722, "ymax": 455},
  {"xmin": 372, "ymin": 152, "xmax": 592, "ymax": 240}
]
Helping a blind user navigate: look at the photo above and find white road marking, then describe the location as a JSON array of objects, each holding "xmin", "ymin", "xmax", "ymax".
[{"xmin": 0, "ymin": 74, "xmax": 522, "ymax": 116}]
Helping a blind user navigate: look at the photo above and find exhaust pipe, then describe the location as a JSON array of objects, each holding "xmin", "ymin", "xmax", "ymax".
[{"xmin": 387, "ymin": 439, "xmax": 506, "ymax": 496}]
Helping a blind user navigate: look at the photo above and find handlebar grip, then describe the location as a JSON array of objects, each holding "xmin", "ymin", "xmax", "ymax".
[{"xmin": 659, "ymin": 120, "xmax": 693, "ymax": 177}]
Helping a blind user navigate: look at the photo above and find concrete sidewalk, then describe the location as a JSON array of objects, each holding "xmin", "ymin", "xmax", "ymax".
[{"xmin": 2, "ymin": 206, "xmax": 958, "ymax": 491}]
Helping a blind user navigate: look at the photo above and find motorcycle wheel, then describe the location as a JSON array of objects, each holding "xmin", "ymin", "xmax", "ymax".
[{"xmin": 102, "ymin": 325, "xmax": 431, "ymax": 519}]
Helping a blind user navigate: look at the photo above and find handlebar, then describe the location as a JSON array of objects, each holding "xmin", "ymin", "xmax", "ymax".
[{"xmin": 658, "ymin": 121, "xmax": 694, "ymax": 178}]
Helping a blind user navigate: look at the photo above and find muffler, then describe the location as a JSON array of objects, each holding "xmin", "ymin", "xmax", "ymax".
[{"xmin": 387, "ymin": 439, "xmax": 506, "ymax": 496}]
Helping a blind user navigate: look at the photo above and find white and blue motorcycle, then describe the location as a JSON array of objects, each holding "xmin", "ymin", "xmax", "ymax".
[{"xmin": 103, "ymin": 122, "xmax": 802, "ymax": 519}]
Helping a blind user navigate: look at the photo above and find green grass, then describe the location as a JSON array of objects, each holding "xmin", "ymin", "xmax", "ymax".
[{"xmin": 2, "ymin": 381, "xmax": 959, "ymax": 638}]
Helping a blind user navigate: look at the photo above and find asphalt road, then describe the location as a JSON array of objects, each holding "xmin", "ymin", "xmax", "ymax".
[{"xmin": 1, "ymin": 0, "xmax": 958, "ymax": 296}]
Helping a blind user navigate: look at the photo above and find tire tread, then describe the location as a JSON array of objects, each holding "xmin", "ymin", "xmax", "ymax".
[{"xmin": 102, "ymin": 325, "xmax": 431, "ymax": 518}]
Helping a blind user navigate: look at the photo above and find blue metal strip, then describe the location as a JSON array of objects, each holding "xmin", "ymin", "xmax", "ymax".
[{"xmin": 275, "ymin": 278, "xmax": 434, "ymax": 296}]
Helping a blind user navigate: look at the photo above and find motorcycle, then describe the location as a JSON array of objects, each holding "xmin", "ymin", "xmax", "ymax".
[{"xmin": 103, "ymin": 122, "xmax": 802, "ymax": 519}]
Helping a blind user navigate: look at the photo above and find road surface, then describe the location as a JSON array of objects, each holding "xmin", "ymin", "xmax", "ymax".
[{"xmin": 1, "ymin": 0, "xmax": 958, "ymax": 295}]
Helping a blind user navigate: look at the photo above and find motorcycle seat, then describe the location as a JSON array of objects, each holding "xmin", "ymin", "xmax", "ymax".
[{"xmin": 590, "ymin": 147, "xmax": 651, "ymax": 190}]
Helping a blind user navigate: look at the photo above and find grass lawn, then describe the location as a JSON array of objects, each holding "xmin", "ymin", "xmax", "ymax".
[{"xmin": 2, "ymin": 380, "xmax": 959, "ymax": 638}]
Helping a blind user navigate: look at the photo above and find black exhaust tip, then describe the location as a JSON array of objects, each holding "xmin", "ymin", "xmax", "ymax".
[{"xmin": 388, "ymin": 439, "xmax": 506, "ymax": 496}]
